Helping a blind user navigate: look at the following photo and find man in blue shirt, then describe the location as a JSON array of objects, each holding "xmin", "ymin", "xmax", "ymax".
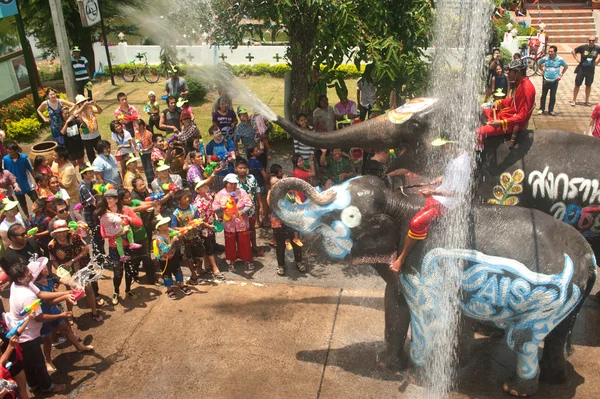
[
  {"xmin": 2, "ymin": 143, "xmax": 37, "ymax": 214},
  {"xmin": 537, "ymin": 45, "xmax": 568, "ymax": 116}
]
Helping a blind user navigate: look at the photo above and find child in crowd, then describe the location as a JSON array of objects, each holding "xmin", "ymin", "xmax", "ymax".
[
  {"xmin": 291, "ymin": 153, "xmax": 316, "ymax": 199},
  {"xmin": 171, "ymin": 189, "xmax": 207, "ymax": 285},
  {"xmin": 145, "ymin": 91, "xmax": 160, "ymax": 132},
  {"xmin": 153, "ymin": 215, "xmax": 192, "ymax": 299},
  {"xmin": 123, "ymin": 155, "xmax": 142, "ymax": 191},
  {"xmin": 206, "ymin": 125, "xmax": 235, "ymax": 192},
  {"xmin": 267, "ymin": 164, "xmax": 284, "ymax": 247},
  {"xmin": 193, "ymin": 177, "xmax": 224, "ymax": 280},
  {"xmin": 179, "ymin": 112, "xmax": 200, "ymax": 152},
  {"xmin": 98, "ymin": 209, "xmax": 142, "ymax": 262},
  {"xmin": 268, "ymin": 168, "xmax": 305, "ymax": 275},
  {"xmin": 28, "ymin": 198, "xmax": 52, "ymax": 254},
  {"xmin": 30, "ymin": 256, "xmax": 93, "ymax": 373},
  {"xmin": 234, "ymin": 158, "xmax": 264, "ymax": 256},
  {"xmin": 33, "ymin": 156, "xmax": 53, "ymax": 177},
  {"xmin": 247, "ymin": 146, "xmax": 269, "ymax": 226},
  {"xmin": 35, "ymin": 174, "xmax": 52, "ymax": 198}
]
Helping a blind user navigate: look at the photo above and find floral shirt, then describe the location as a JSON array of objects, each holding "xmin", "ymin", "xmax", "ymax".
[
  {"xmin": 193, "ymin": 193, "xmax": 215, "ymax": 237},
  {"xmin": 236, "ymin": 174, "xmax": 260, "ymax": 218},
  {"xmin": 324, "ymin": 156, "xmax": 354, "ymax": 184},
  {"xmin": 47, "ymin": 233, "xmax": 90, "ymax": 266},
  {"xmin": 136, "ymin": 127, "xmax": 153, "ymax": 154},
  {"xmin": 187, "ymin": 164, "xmax": 204, "ymax": 185},
  {"xmin": 124, "ymin": 170, "xmax": 142, "ymax": 191},
  {"xmin": 80, "ymin": 107, "xmax": 101, "ymax": 140},
  {"xmin": 28, "ymin": 211, "xmax": 52, "ymax": 248},
  {"xmin": 151, "ymin": 147, "xmax": 166, "ymax": 164},
  {"xmin": 155, "ymin": 230, "xmax": 178, "ymax": 261},
  {"xmin": 212, "ymin": 188, "xmax": 252, "ymax": 233}
]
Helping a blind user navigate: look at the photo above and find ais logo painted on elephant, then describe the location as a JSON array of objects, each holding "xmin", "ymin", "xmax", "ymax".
[{"xmin": 400, "ymin": 248, "xmax": 583, "ymax": 381}]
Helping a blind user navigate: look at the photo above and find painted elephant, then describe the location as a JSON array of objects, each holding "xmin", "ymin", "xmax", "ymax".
[
  {"xmin": 269, "ymin": 176, "xmax": 597, "ymax": 396},
  {"xmin": 274, "ymin": 100, "xmax": 600, "ymax": 256}
]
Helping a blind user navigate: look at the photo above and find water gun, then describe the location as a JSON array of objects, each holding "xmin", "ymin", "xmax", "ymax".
[
  {"xmin": 161, "ymin": 183, "xmax": 182, "ymax": 192},
  {"xmin": 169, "ymin": 230, "xmax": 180, "ymax": 238},
  {"xmin": 210, "ymin": 151, "xmax": 236, "ymax": 163},
  {"xmin": 27, "ymin": 227, "xmax": 38, "ymax": 236},
  {"xmin": 389, "ymin": 149, "xmax": 396, "ymax": 161},
  {"xmin": 6, "ymin": 319, "xmax": 26, "ymax": 338},
  {"xmin": 46, "ymin": 192, "xmax": 62, "ymax": 201},
  {"xmin": 144, "ymin": 105, "xmax": 152, "ymax": 114},
  {"xmin": 178, "ymin": 218, "xmax": 204, "ymax": 236},
  {"xmin": 18, "ymin": 299, "xmax": 42, "ymax": 317},
  {"xmin": 0, "ymin": 379, "xmax": 18, "ymax": 391},
  {"xmin": 93, "ymin": 183, "xmax": 115, "ymax": 195},
  {"xmin": 68, "ymin": 221, "xmax": 79, "ymax": 231},
  {"xmin": 117, "ymin": 113, "xmax": 138, "ymax": 123},
  {"xmin": 56, "ymin": 265, "xmax": 71, "ymax": 279},
  {"xmin": 74, "ymin": 203, "xmax": 83, "ymax": 212},
  {"xmin": 203, "ymin": 162, "xmax": 219, "ymax": 178},
  {"xmin": 145, "ymin": 193, "xmax": 165, "ymax": 202},
  {"xmin": 223, "ymin": 192, "xmax": 238, "ymax": 221},
  {"xmin": 166, "ymin": 133, "xmax": 178, "ymax": 145},
  {"xmin": 136, "ymin": 139, "xmax": 143, "ymax": 152}
]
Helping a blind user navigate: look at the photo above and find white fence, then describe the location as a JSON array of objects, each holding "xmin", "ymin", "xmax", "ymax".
[{"xmin": 93, "ymin": 42, "xmax": 293, "ymax": 71}]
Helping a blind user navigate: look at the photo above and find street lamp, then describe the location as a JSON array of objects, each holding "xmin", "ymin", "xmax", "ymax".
[{"xmin": 118, "ymin": 31, "xmax": 125, "ymax": 42}]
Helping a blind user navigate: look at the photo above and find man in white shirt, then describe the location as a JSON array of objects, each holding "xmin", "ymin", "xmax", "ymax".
[
  {"xmin": 390, "ymin": 138, "xmax": 471, "ymax": 272},
  {"xmin": 0, "ymin": 199, "xmax": 25, "ymax": 250},
  {"xmin": 357, "ymin": 66, "xmax": 378, "ymax": 121}
]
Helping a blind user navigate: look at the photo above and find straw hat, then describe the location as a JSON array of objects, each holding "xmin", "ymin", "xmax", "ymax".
[
  {"xmin": 80, "ymin": 162, "xmax": 96, "ymax": 175},
  {"xmin": 1, "ymin": 198, "xmax": 18, "ymax": 212},
  {"xmin": 51, "ymin": 220, "xmax": 71, "ymax": 235},
  {"xmin": 126, "ymin": 156, "xmax": 140, "ymax": 166},
  {"xmin": 155, "ymin": 215, "xmax": 171, "ymax": 229},
  {"xmin": 75, "ymin": 94, "xmax": 89, "ymax": 106},
  {"xmin": 155, "ymin": 160, "xmax": 171, "ymax": 172}
]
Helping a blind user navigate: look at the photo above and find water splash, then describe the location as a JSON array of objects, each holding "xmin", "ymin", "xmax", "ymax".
[
  {"xmin": 70, "ymin": 254, "xmax": 104, "ymax": 289},
  {"xmin": 423, "ymin": 0, "xmax": 493, "ymax": 397}
]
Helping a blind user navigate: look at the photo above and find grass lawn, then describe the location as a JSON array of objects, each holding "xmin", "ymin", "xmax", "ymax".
[{"xmin": 87, "ymin": 74, "xmax": 358, "ymax": 145}]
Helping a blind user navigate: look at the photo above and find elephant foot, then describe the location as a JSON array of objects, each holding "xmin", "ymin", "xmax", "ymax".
[
  {"xmin": 503, "ymin": 373, "xmax": 539, "ymax": 397},
  {"xmin": 376, "ymin": 348, "xmax": 407, "ymax": 371}
]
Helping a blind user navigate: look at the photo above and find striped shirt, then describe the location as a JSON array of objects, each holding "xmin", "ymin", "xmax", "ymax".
[
  {"xmin": 71, "ymin": 56, "xmax": 89, "ymax": 81},
  {"xmin": 293, "ymin": 127, "xmax": 315, "ymax": 158}
]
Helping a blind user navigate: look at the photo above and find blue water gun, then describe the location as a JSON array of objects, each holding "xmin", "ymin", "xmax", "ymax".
[{"xmin": 145, "ymin": 193, "xmax": 165, "ymax": 202}]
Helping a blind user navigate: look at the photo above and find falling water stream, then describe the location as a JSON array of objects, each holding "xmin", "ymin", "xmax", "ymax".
[{"xmin": 423, "ymin": 0, "xmax": 493, "ymax": 397}]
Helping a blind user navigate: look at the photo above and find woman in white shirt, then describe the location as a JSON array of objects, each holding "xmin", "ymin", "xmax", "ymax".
[{"xmin": 110, "ymin": 120, "xmax": 135, "ymax": 177}]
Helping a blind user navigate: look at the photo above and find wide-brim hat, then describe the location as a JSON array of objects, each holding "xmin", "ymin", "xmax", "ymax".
[
  {"xmin": 223, "ymin": 173, "xmax": 238, "ymax": 184},
  {"xmin": 431, "ymin": 138, "xmax": 457, "ymax": 147},
  {"xmin": 80, "ymin": 162, "xmax": 96, "ymax": 174},
  {"xmin": 126, "ymin": 156, "xmax": 140, "ymax": 166},
  {"xmin": 176, "ymin": 98, "xmax": 189, "ymax": 108},
  {"xmin": 507, "ymin": 59, "xmax": 526, "ymax": 71},
  {"xmin": 72, "ymin": 46, "xmax": 81, "ymax": 52},
  {"xmin": 51, "ymin": 220, "xmax": 71, "ymax": 235},
  {"xmin": 75, "ymin": 94, "xmax": 89, "ymax": 105},
  {"xmin": 493, "ymin": 88, "xmax": 506, "ymax": 97},
  {"xmin": 237, "ymin": 106, "xmax": 248, "ymax": 115},
  {"xmin": 2, "ymin": 198, "xmax": 18, "ymax": 212},
  {"xmin": 155, "ymin": 160, "xmax": 171, "ymax": 172},
  {"xmin": 148, "ymin": 90, "xmax": 156, "ymax": 96},
  {"xmin": 28, "ymin": 256, "xmax": 49, "ymax": 281},
  {"xmin": 155, "ymin": 215, "xmax": 171, "ymax": 229},
  {"xmin": 195, "ymin": 179, "xmax": 209, "ymax": 190}
]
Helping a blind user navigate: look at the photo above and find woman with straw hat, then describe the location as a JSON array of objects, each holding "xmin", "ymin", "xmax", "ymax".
[{"xmin": 73, "ymin": 94, "xmax": 103, "ymax": 163}]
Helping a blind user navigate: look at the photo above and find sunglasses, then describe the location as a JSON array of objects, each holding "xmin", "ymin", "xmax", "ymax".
[
  {"xmin": 16, "ymin": 232, "xmax": 27, "ymax": 237},
  {"xmin": 57, "ymin": 208, "xmax": 68, "ymax": 214}
]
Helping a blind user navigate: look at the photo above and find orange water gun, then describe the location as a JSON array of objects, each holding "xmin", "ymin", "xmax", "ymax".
[
  {"xmin": 18, "ymin": 299, "xmax": 42, "ymax": 317},
  {"xmin": 223, "ymin": 192, "xmax": 238, "ymax": 221},
  {"xmin": 177, "ymin": 218, "xmax": 204, "ymax": 235}
]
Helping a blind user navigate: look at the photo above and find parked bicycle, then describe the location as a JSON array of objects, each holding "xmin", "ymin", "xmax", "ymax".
[
  {"xmin": 122, "ymin": 52, "xmax": 160, "ymax": 83},
  {"xmin": 520, "ymin": 37, "xmax": 546, "ymax": 77}
]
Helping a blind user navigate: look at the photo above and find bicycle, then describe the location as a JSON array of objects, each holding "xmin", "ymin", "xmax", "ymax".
[
  {"xmin": 520, "ymin": 37, "xmax": 546, "ymax": 77},
  {"xmin": 121, "ymin": 52, "xmax": 160, "ymax": 83}
]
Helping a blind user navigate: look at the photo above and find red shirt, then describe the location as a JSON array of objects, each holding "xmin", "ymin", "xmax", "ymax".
[
  {"xmin": 100, "ymin": 206, "xmax": 143, "ymax": 247},
  {"xmin": 292, "ymin": 169, "xmax": 311, "ymax": 202}
]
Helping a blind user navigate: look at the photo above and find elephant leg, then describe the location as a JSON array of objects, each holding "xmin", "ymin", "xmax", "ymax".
[
  {"xmin": 377, "ymin": 282, "xmax": 410, "ymax": 370},
  {"xmin": 503, "ymin": 329, "xmax": 541, "ymax": 397}
]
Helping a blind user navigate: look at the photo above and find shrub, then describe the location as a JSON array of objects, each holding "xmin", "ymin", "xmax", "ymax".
[
  {"xmin": 499, "ymin": 47, "xmax": 513, "ymax": 65},
  {"xmin": 185, "ymin": 75, "xmax": 208, "ymax": 104},
  {"xmin": 39, "ymin": 65, "xmax": 63, "ymax": 82},
  {"xmin": 269, "ymin": 123, "xmax": 288, "ymax": 143},
  {"xmin": 5, "ymin": 117, "xmax": 42, "ymax": 142}
]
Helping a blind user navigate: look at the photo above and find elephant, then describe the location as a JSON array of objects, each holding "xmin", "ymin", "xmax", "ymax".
[
  {"xmin": 269, "ymin": 176, "xmax": 597, "ymax": 397},
  {"xmin": 274, "ymin": 99, "xmax": 600, "ymax": 257}
]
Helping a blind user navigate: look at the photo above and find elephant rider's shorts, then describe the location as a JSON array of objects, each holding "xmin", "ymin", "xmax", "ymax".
[
  {"xmin": 408, "ymin": 197, "xmax": 446, "ymax": 240},
  {"xmin": 477, "ymin": 108, "xmax": 514, "ymax": 137}
]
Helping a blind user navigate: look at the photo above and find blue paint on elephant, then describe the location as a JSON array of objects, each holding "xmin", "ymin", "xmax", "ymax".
[
  {"xmin": 274, "ymin": 179, "xmax": 354, "ymax": 258},
  {"xmin": 400, "ymin": 248, "xmax": 582, "ymax": 380}
]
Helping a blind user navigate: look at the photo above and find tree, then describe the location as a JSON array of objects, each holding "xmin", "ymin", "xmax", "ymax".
[
  {"xmin": 19, "ymin": 0, "xmax": 138, "ymax": 73},
  {"xmin": 207, "ymin": 0, "xmax": 433, "ymax": 116}
]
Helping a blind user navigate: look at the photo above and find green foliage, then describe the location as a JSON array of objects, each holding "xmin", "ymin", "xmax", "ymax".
[
  {"xmin": 499, "ymin": 47, "xmax": 513, "ymax": 65},
  {"xmin": 269, "ymin": 123, "xmax": 288, "ymax": 143},
  {"xmin": 0, "ymin": 90, "xmax": 41, "ymax": 131},
  {"xmin": 38, "ymin": 65, "xmax": 64, "ymax": 82},
  {"xmin": 5, "ymin": 117, "xmax": 42, "ymax": 142},
  {"xmin": 184, "ymin": 76, "xmax": 208, "ymax": 104}
]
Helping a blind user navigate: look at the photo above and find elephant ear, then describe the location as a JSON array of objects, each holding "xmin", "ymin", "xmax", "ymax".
[{"xmin": 350, "ymin": 214, "xmax": 400, "ymax": 265}]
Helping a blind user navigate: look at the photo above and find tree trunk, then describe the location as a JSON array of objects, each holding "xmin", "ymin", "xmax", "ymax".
[
  {"xmin": 287, "ymin": 14, "xmax": 317, "ymax": 121},
  {"xmin": 79, "ymin": 28, "xmax": 96, "ymax": 75}
]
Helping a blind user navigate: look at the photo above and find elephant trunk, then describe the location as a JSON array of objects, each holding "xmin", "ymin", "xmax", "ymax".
[
  {"xmin": 274, "ymin": 116, "xmax": 407, "ymax": 149},
  {"xmin": 269, "ymin": 177, "xmax": 336, "ymax": 213}
]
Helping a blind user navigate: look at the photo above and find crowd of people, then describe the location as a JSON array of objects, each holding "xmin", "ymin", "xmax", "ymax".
[{"xmin": 0, "ymin": 70, "xmax": 396, "ymax": 396}]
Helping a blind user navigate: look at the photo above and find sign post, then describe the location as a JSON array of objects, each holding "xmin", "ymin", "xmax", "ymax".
[{"xmin": 78, "ymin": 0, "xmax": 114, "ymax": 85}]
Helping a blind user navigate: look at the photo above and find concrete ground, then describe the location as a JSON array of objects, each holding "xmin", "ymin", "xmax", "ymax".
[{"xmin": 1, "ymin": 242, "xmax": 598, "ymax": 399}]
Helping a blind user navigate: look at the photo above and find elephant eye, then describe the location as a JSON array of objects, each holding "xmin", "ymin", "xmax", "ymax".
[{"xmin": 340, "ymin": 206, "xmax": 361, "ymax": 228}]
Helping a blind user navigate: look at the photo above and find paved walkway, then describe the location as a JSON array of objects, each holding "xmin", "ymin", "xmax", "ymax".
[
  {"xmin": 3, "ymin": 275, "xmax": 596, "ymax": 399},
  {"xmin": 528, "ymin": 67, "xmax": 599, "ymax": 134}
]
